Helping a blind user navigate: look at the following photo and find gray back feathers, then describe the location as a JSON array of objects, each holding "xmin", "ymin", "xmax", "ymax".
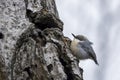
[
  {"xmin": 71, "ymin": 33, "xmax": 99, "ymax": 65},
  {"xmin": 79, "ymin": 41, "xmax": 98, "ymax": 65}
]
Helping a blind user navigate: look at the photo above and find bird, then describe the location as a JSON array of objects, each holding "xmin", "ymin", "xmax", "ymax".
[{"xmin": 70, "ymin": 33, "xmax": 99, "ymax": 65}]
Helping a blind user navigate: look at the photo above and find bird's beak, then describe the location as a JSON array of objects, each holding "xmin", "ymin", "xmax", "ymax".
[{"xmin": 71, "ymin": 33, "xmax": 76, "ymax": 38}]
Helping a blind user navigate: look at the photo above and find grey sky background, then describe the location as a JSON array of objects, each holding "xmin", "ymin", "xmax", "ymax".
[{"xmin": 56, "ymin": 0, "xmax": 120, "ymax": 80}]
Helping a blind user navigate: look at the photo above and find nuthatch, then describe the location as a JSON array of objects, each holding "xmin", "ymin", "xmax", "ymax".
[{"xmin": 70, "ymin": 33, "xmax": 98, "ymax": 65}]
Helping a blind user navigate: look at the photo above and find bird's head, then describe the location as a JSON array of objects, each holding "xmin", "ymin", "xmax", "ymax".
[
  {"xmin": 72, "ymin": 33, "xmax": 88, "ymax": 41},
  {"xmin": 72, "ymin": 33, "xmax": 93, "ymax": 44}
]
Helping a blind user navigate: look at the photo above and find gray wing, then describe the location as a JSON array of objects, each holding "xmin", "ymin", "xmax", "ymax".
[{"xmin": 79, "ymin": 41, "xmax": 98, "ymax": 65}]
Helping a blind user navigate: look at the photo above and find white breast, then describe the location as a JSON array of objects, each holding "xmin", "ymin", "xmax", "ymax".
[
  {"xmin": 70, "ymin": 38, "xmax": 79, "ymax": 54},
  {"xmin": 70, "ymin": 38, "xmax": 89, "ymax": 59}
]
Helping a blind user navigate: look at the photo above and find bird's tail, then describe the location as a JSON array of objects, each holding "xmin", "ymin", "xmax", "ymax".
[
  {"xmin": 89, "ymin": 53, "xmax": 99, "ymax": 65},
  {"xmin": 94, "ymin": 58, "xmax": 99, "ymax": 65}
]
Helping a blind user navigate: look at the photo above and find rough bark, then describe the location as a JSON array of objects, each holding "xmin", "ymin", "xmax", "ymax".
[{"xmin": 0, "ymin": 0, "xmax": 83, "ymax": 80}]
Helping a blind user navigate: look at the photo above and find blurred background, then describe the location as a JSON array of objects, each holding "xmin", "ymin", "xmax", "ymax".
[{"xmin": 56, "ymin": 0, "xmax": 120, "ymax": 80}]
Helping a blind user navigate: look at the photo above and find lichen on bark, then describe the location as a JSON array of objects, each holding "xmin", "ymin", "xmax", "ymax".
[{"xmin": 0, "ymin": 0, "xmax": 83, "ymax": 80}]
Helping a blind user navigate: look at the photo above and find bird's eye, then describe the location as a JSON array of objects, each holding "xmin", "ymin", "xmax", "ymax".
[{"xmin": 0, "ymin": 32, "xmax": 4, "ymax": 39}]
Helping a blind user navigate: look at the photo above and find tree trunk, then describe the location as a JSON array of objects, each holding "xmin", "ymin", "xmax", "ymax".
[{"xmin": 0, "ymin": 0, "xmax": 83, "ymax": 80}]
